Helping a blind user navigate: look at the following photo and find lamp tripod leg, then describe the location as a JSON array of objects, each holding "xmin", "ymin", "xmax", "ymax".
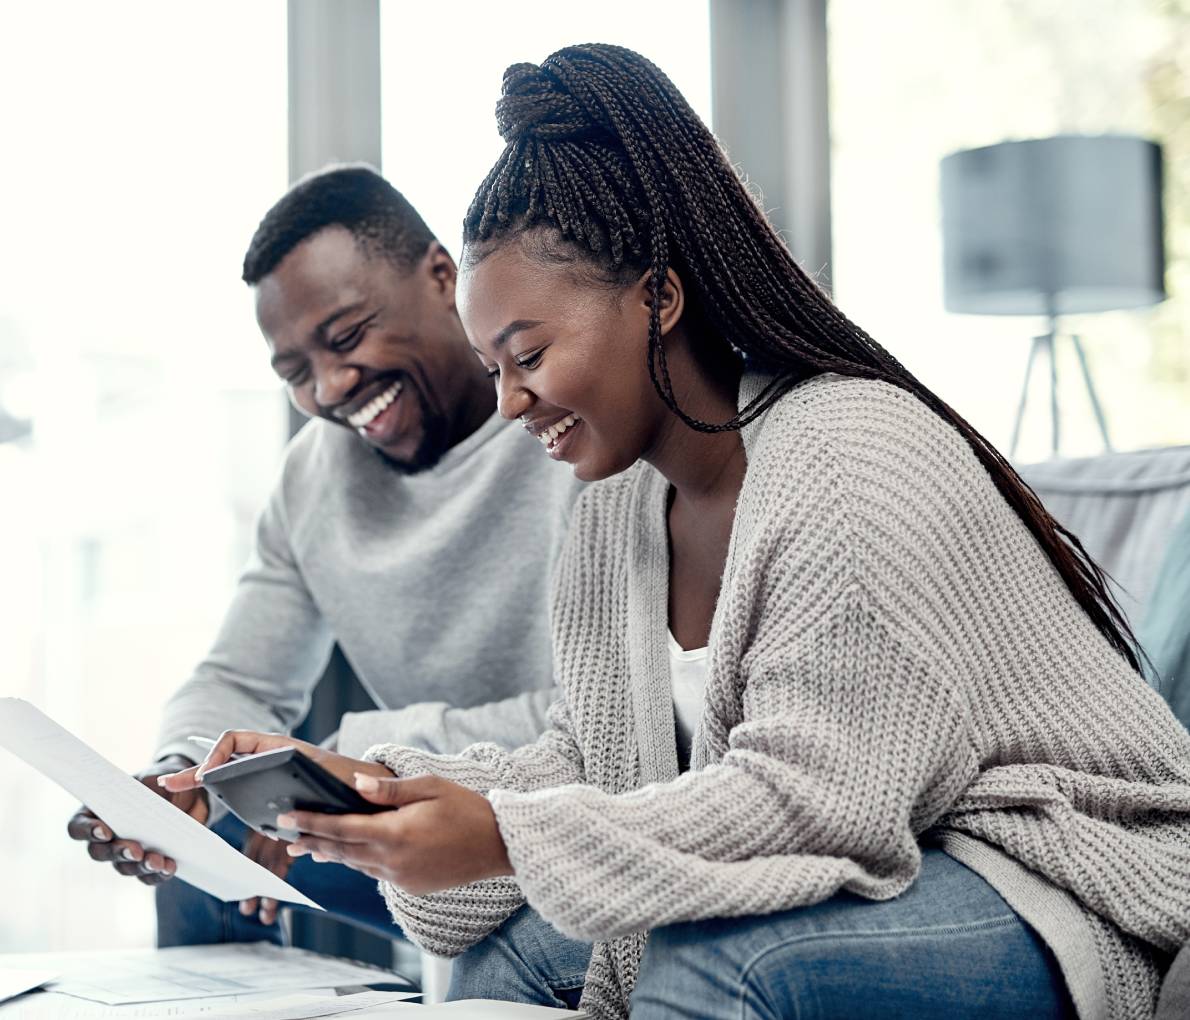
[
  {"xmin": 1047, "ymin": 331, "xmax": 1059, "ymax": 457},
  {"xmin": 1010, "ymin": 335, "xmax": 1042, "ymax": 461},
  {"xmin": 1070, "ymin": 333, "xmax": 1113, "ymax": 452}
]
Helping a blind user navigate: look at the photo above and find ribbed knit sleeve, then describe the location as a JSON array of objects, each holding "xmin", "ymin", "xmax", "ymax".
[
  {"xmin": 490, "ymin": 557, "xmax": 978, "ymax": 941},
  {"xmin": 364, "ymin": 696, "xmax": 587, "ymax": 955},
  {"xmin": 364, "ymin": 696, "xmax": 584, "ymax": 794}
]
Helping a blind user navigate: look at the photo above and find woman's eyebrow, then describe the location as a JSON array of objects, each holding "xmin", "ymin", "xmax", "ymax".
[{"xmin": 492, "ymin": 319, "xmax": 545, "ymax": 350}]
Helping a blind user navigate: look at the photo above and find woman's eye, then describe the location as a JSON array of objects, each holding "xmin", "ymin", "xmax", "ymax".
[
  {"xmin": 485, "ymin": 366, "xmax": 500, "ymax": 380},
  {"xmin": 515, "ymin": 349, "xmax": 545, "ymax": 370}
]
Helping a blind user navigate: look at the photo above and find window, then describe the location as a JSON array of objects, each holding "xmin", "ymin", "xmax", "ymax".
[
  {"xmin": 380, "ymin": 2, "xmax": 712, "ymax": 255},
  {"xmin": 0, "ymin": 1, "xmax": 288, "ymax": 951},
  {"xmin": 828, "ymin": 0, "xmax": 1188, "ymax": 460}
]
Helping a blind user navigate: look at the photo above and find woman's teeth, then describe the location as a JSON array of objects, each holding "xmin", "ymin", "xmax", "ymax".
[
  {"xmin": 541, "ymin": 414, "xmax": 580, "ymax": 448},
  {"xmin": 348, "ymin": 381, "xmax": 403, "ymax": 429}
]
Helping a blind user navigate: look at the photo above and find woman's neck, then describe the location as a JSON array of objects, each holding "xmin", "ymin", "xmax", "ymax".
[{"xmin": 642, "ymin": 332, "xmax": 747, "ymax": 509}]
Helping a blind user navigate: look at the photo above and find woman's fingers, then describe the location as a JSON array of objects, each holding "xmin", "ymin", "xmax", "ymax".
[
  {"xmin": 353, "ymin": 773, "xmax": 443, "ymax": 807},
  {"xmin": 278, "ymin": 810, "xmax": 375, "ymax": 842},
  {"xmin": 157, "ymin": 765, "xmax": 202, "ymax": 792}
]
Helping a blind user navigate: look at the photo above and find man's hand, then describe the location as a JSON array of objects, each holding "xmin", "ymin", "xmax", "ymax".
[
  {"xmin": 66, "ymin": 754, "xmax": 209, "ymax": 885},
  {"xmin": 283, "ymin": 774, "xmax": 513, "ymax": 895},
  {"xmin": 238, "ymin": 830, "xmax": 293, "ymax": 925}
]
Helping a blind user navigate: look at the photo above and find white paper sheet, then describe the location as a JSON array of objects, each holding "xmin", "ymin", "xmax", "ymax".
[
  {"xmin": 197, "ymin": 989, "xmax": 419, "ymax": 1019},
  {"xmin": 0, "ymin": 945, "xmax": 411, "ymax": 1007},
  {"xmin": 0, "ymin": 971, "xmax": 56, "ymax": 1006},
  {"xmin": 348, "ymin": 1002, "xmax": 586, "ymax": 1019},
  {"xmin": 0, "ymin": 698, "xmax": 320, "ymax": 910}
]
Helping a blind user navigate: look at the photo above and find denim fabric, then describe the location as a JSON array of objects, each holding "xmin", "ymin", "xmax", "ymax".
[
  {"xmin": 155, "ymin": 814, "xmax": 397, "ymax": 947},
  {"xmin": 450, "ymin": 849, "xmax": 1074, "ymax": 1018},
  {"xmin": 448, "ymin": 904, "xmax": 592, "ymax": 1010}
]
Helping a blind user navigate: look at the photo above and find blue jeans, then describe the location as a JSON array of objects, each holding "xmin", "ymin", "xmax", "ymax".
[
  {"xmin": 156, "ymin": 814, "xmax": 398, "ymax": 946},
  {"xmin": 449, "ymin": 849, "xmax": 1075, "ymax": 1018}
]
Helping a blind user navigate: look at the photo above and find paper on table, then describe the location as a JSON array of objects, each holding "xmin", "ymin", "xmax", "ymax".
[
  {"xmin": 0, "ymin": 945, "xmax": 409, "ymax": 1007},
  {"xmin": 0, "ymin": 698, "xmax": 319, "ymax": 910},
  {"xmin": 197, "ymin": 989, "xmax": 419, "ymax": 1019},
  {"xmin": 0, "ymin": 970, "xmax": 56, "ymax": 1006},
  {"xmin": 348, "ymin": 1002, "xmax": 586, "ymax": 1019}
]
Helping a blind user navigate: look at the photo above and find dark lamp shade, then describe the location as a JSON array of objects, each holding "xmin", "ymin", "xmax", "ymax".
[{"xmin": 940, "ymin": 135, "xmax": 1165, "ymax": 316}]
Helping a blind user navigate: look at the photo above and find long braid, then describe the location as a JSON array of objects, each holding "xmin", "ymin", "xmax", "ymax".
[{"xmin": 462, "ymin": 43, "xmax": 1144, "ymax": 673}]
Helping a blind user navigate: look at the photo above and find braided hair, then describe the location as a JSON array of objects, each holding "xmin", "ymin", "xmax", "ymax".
[{"xmin": 461, "ymin": 43, "xmax": 1144, "ymax": 673}]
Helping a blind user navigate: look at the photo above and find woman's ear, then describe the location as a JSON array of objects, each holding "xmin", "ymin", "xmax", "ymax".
[{"xmin": 633, "ymin": 267, "xmax": 685, "ymax": 337}]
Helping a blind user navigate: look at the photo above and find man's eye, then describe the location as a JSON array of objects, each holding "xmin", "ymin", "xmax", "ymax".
[
  {"xmin": 514, "ymin": 349, "xmax": 545, "ymax": 370},
  {"xmin": 286, "ymin": 368, "xmax": 310, "ymax": 387},
  {"xmin": 329, "ymin": 326, "xmax": 363, "ymax": 351}
]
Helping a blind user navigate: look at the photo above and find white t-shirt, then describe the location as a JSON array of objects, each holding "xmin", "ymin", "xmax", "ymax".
[{"xmin": 668, "ymin": 630, "xmax": 708, "ymax": 764}]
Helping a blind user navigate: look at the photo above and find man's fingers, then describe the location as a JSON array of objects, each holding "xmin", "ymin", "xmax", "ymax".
[
  {"xmin": 239, "ymin": 896, "xmax": 260, "ymax": 916},
  {"xmin": 89, "ymin": 838, "xmax": 142, "ymax": 864},
  {"xmin": 258, "ymin": 898, "xmax": 279, "ymax": 926},
  {"xmin": 353, "ymin": 773, "xmax": 441, "ymax": 808},
  {"xmin": 67, "ymin": 810, "xmax": 110, "ymax": 842}
]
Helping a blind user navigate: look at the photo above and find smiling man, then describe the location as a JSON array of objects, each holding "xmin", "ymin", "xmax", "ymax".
[{"xmin": 66, "ymin": 165, "xmax": 584, "ymax": 947}]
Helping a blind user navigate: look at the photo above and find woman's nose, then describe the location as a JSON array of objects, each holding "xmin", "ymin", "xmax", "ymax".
[{"xmin": 496, "ymin": 378, "xmax": 531, "ymax": 421}]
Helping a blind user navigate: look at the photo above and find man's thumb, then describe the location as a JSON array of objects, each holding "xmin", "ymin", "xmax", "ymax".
[{"xmin": 353, "ymin": 772, "xmax": 439, "ymax": 808}]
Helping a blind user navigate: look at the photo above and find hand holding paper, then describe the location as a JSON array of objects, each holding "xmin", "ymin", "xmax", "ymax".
[{"xmin": 0, "ymin": 698, "xmax": 320, "ymax": 909}]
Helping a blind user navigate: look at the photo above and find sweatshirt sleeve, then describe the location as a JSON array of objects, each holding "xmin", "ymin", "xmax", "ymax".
[
  {"xmin": 337, "ymin": 686, "xmax": 558, "ymax": 759},
  {"xmin": 488, "ymin": 567, "xmax": 979, "ymax": 942},
  {"xmin": 155, "ymin": 480, "xmax": 333, "ymax": 765}
]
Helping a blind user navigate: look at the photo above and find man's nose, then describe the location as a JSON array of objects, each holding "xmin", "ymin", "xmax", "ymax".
[{"xmin": 313, "ymin": 360, "xmax": 360, "ymax": 411}]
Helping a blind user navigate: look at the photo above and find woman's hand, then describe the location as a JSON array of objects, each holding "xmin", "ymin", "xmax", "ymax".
[
  {"xmin": 281, "ymin": 774, "xmax": 513, "ymax": 895},
  {"xmin": 156, "ymin": 730, "xmax": 392, "ymax": 793}
]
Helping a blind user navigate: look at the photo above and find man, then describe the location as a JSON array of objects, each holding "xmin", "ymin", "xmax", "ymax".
[{"xmin": 67, "ymin": 165, "xmax": 583, "ymax": 944}]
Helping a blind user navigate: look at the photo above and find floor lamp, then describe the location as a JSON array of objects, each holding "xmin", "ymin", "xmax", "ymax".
[{"xmin": 940, "ymin": 135, "xmax": 1165, "ymax": 459}]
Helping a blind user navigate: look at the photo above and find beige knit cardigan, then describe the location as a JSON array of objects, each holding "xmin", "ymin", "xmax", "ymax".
[{"xmin": 367, "ymin": 375, "xmax": 1190, "ymax": 1020}]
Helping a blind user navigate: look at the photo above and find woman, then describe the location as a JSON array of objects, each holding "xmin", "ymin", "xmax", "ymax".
[{"xmin": 167, "ymin": 45, "xmax": 1190, "ymax": 1019}]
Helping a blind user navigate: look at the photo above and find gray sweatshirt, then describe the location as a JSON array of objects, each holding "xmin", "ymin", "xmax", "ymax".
[
  {"xmin": 157, "ymin": 410, "xmax": 584, "ymax": 763},
  {"xmin": 369, "ymin": 375, "xmax": 1190, "ymax": 1020}
]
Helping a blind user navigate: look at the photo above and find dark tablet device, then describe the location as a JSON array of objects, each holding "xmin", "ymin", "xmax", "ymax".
[{"xmin": 200, "ymin": 746, "xmax": 386, "ymax": 842}]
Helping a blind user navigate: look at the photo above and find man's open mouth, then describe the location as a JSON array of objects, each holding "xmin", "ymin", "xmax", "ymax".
[{"xmin": 346, "ymin": 379, "xmax": 403, "ymax": 430}]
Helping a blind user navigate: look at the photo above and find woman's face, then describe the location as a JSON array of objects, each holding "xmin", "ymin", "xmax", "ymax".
[{"xmin": 457, "ymin": 240, "xmax": 679, "ymax": 482}]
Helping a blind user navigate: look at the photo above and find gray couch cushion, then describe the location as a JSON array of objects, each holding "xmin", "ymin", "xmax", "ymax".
[{"xmin": 1017, "ymin": 445, "xmax": 1190, "ymax": 630}]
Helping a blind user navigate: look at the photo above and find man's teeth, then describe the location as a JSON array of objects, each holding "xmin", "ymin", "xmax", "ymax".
[
  {"xmin": 347, "ymin": 382, "xmax": 403, "ymax": 429},
  {"xmin": 540, "ymin": 414, "xmax": 580, "ymax": 446}
]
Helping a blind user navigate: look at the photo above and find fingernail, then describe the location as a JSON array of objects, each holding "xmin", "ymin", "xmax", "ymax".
[
  {"xmin": 286, "ymin": 844, "xmax": 305, "ymax": 857},
  {"xmin": 276, "ymin": 813, "xmax": 295, "ymax": 829},
  {"xmin": 120, "ymin": 847, "xmax": 139, "ymax": 862},
  {"xmin": 156, "ymin": 776, "xmax": 169, "ymax": 787},
  {"xmin": 91, "ymin": 825, "xmax": 109, "ymax": 841},
  {"xmin": 354, "ymin": 773, "xmax": 379, "ymax": 792}
]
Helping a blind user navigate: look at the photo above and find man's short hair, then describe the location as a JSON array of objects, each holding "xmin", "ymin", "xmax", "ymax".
[{"xmin": 242, "ymin": 164, "xmax": 437, "ymax": 284}]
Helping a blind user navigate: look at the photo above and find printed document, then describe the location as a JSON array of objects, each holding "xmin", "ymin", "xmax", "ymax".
[{"xmin": 0, "ymin": 698, "xmax": 319, "ymax": 910}]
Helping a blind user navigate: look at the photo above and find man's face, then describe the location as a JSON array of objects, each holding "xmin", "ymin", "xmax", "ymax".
[{"xmin": 256, "ymin": 226, "xmax": 470, "ymax": 472}]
